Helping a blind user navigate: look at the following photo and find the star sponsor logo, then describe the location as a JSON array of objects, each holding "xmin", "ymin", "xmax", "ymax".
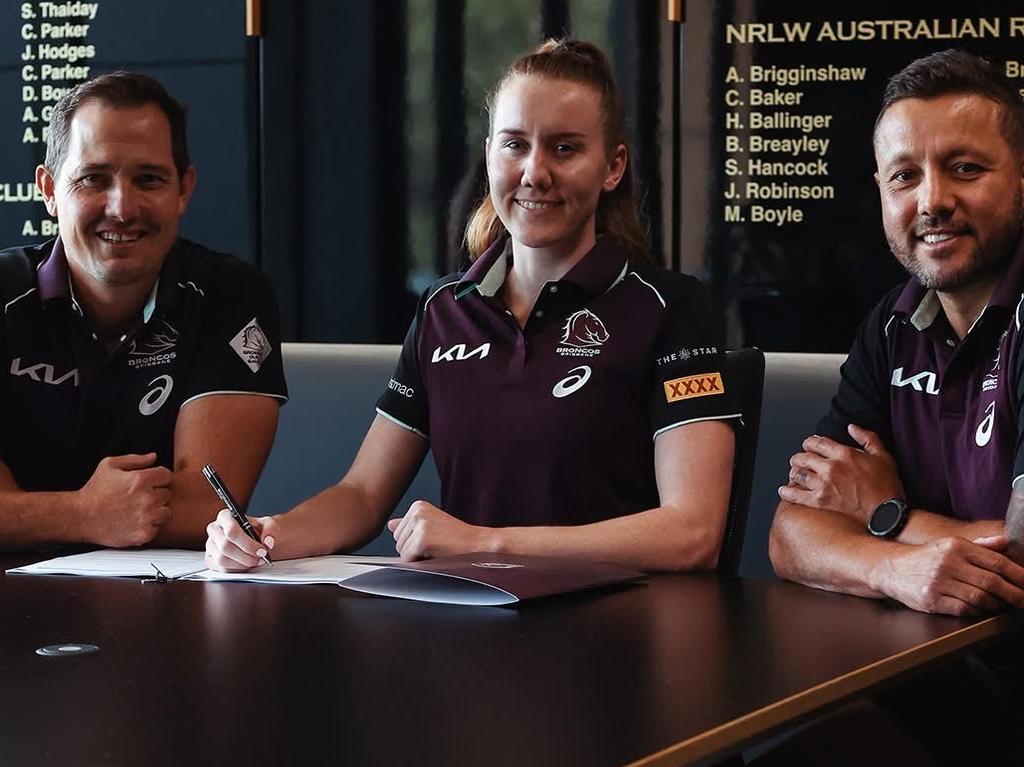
[
  {"xmin": 663, "ymin": 372, "xmax": 724, "ymax": 402},
  {"xmin": 230, "ymin": 317, "xmax": 272, "ymax": 373},
  {"xmin": 557, "ymin": 309, "xmax": 608, "ymax": 357},
  {"xmin": 128, "ymin": 318, "xmax": 179, "ymax": 369},
  {"xmin": 656, "ymin": 346, "xmax": 718, "ymax": 366}
]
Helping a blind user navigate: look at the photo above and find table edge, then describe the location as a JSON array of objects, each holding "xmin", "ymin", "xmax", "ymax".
[{"xmin": 623, "ymin": 612, "xmax": 1016, "ymax": 767}]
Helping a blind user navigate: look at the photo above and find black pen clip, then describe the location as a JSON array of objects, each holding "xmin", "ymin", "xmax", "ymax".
[{"xmin": 143, "ymin": 562, "xmax": 169, "ymax": 584}]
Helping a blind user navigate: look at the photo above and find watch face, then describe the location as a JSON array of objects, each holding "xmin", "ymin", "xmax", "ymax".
[{"xmin": 871, "ymin": 501, "xmax": 903, "ymax": 535}]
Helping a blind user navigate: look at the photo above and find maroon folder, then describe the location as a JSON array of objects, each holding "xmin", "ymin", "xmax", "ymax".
[{"xmin": 340, "ymin": 552, "xmax": 646, "ymax": 606}]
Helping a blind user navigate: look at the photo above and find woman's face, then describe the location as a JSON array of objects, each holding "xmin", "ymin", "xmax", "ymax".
[{"xmin": 486, "ymin": 74, "xmax": 626, "ymax": 259}]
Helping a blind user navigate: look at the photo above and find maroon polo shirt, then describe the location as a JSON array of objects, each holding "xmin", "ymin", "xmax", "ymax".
[
  {"xmin": 818, "ymin": 235, "xmax": 1024, "ymax": 521},
  {"xmin": 0, "ymin": 237, "xmax": 288, "ymax": 492},
  {"xmin": 377, "ymin": 236, "xmax": 739, "ymax": 527}
]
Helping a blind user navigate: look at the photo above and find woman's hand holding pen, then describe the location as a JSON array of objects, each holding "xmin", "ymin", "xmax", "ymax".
[{"xmin": 205, "ymin": 510, "xmax": 285, "ymax": 572}]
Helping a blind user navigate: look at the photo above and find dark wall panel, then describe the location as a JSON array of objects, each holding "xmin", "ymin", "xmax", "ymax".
[{"xmin": 0, "ymin": 1, "xmax": 251, "ymax": 259}]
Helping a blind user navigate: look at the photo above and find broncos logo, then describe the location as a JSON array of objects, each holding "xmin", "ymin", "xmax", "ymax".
[
  {"xmin": 130, "ymin": 319, "xmax": 179, "ymax": 356},
  {"xmin": 560, "ymin": 309, "xmax": 609, "ymax": 348},
  {"xmin": 242, "ymin": 325, "xmax": 267, "ymax": 354}
]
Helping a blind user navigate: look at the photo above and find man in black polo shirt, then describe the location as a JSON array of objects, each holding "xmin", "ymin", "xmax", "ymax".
[
  {"xmin": 771, "ymin": 48, "xmax": 1024, "ymax": 615},
  {"xmin": 0, "ymin": 72, "xmax": 286, "ymax": 550},
  {"xmin": 763, "ymin": 50, "xmax": 1024, "ymax": 764}
]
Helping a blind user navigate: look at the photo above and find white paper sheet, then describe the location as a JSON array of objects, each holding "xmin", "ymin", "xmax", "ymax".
[
  {"xmin": 185, "ymin": 555, "xmax": 398, "ymax": 584},
  {"xmin": 6, "ymin": 550, "xmax": 639, "ymax": 606},
  {"xmin": 6, "ymin": 551, "xmax": 400, "ymax": 581},
  {"xmin": 7, "ymin": 549, "xmax": 206, "ymax": 578}
]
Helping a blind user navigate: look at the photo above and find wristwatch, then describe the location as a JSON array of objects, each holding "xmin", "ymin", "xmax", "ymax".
[{"xmin": 867, "ymin": 498, "xmax": 911, "ymax": 538}]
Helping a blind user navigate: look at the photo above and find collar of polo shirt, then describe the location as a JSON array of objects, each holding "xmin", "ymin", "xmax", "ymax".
[
  {"xmin": 891, "ymin": 232, "xmax": 1024, "ymax": 336},
  {"xmin": 453, "ymin": 234, "xmax": 630, "ymax": 302},
  {"xmin": 36, "ymin": 236, "xmax": 182, "ymax": 327}
]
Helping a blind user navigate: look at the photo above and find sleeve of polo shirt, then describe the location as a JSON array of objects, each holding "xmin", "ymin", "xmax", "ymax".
[
  {"xmin": 375, "ymin": 291, "xmax": 429, "ymax": 438},
  {"xmin": 0, "ymin": 306, "xmax": 5, "ymax": 441},
  {"xmin": 1012, "ymin": 324, "xmax": 1024, "ymax": 484},
  {"xmin": 181, "ymin": 259, "xmax": 288, "ymax": 406},
  {"xmin": 814, "ymin": 288, "xmax": 900, "ymax": 451},
  {"xmin": 649, "ymin": 274, "xmax": 737, "ymax": 437}
]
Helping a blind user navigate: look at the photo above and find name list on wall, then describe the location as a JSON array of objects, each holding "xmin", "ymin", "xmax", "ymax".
[
  {"xmin": 720, "ymin": 16, "xmax": 1024, "ymax": 230},
  {"xmin": 7, "ymin": 1, "xmax": 100, "ymax": 239},
  {"xmin": 687, "ymin": 5, "xmax": 1024, "ymax": 353}
]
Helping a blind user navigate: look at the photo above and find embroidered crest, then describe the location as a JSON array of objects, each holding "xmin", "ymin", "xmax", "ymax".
[{"xmin": 229, "ymin": 317, "xmax": 271, "ymax": 373}]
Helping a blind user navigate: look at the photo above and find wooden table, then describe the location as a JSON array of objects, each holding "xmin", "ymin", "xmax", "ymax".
[{"xmin": 1, "ymin": 555, "xmax": 1018, "ymax": 766}]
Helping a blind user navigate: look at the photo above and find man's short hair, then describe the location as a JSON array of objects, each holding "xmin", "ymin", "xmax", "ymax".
[
  {"xmin": 874, "ymin": 49, "xmax": 1024, "ymax": 156},
  {"xmin": 45, "ymin": 70, "xmax": 190, "ymax": 179}
]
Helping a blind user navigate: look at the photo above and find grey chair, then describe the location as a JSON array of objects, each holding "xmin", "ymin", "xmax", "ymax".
[
  {"xmin": 246, "ymin": 343, "xmax": 440, "ymax": 554},
  {"xmin": 739, "ymin": 353, "xmax": 846, "ymax": 577}
]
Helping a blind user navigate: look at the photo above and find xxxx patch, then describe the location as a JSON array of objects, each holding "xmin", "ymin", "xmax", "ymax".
[{"xmin": 663, "ymin": 372, "xmax": 724, "ymax": 402}]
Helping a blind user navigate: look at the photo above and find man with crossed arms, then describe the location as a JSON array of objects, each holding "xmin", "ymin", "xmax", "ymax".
[
  {"xmin": 771, "ymin": 49, "xmax": 1024, "ymax": 615},
  {"xmin": 0, "ymin": 72, "xmax": 286, "ymax": 550},
  {"xmin": 768, "ymin": 49, "xmax": 1024, "ymax": 764}
]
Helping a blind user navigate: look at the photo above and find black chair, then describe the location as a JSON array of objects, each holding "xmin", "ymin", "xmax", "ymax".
[{"xmin": 717, "ymin": 347, "xmax": 766, "ymax": 576}]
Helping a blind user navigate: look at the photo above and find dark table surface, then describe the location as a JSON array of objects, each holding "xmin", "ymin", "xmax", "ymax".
[{"xmin": 1, "ymin": 553, "xmax": 1018, "ymax": 767}]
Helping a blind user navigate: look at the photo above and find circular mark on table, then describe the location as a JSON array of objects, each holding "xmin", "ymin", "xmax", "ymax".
[{"xmin": 36, "ymin": 643, "xmax": 100, "ymax": 657}]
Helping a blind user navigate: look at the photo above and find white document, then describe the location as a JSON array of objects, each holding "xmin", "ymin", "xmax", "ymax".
[
  {"xmin": 184, "ymin": 555, "xmax": 396, "ymax": 584},
  {"xmin": 8, "ymin": 550, "xmax": 643, "ymax": 607},
  {"xmin": 6, "ymin": 550, "xmax": 399, "ymax": 581},
  {"xmin": 188, "ymin": 558, "xmax": 516, "ymax": 604},
  {"xmin": 7, "ymin": 549, "xmax": 206, "ymax": 578}
]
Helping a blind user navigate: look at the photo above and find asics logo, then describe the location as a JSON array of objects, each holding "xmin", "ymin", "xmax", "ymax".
[
  {"xmin": 139, "ymin": 375, "xmax": 174, "ymax": 416},
  {"xmin": 976, "ymin": 402, "xmax": 996, "ymax": 447},
  {"xmin": 552, "ymin": 366, "xmax": 591, "ymax": 398}
]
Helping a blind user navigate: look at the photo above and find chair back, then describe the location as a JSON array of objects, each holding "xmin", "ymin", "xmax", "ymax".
[
  {"xmin": 248, "ymin": 343, "xmax": 441, "ymax": 558},
  {"xmin": 741, "ymin": 352, "xmax": 845, "ymax": 576},
  {"xmin": 718, "ymin": 348, "xmax": 766, "ymax": 575}
]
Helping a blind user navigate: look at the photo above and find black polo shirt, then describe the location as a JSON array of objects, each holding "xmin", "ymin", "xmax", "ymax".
[
  {"xmin": 0, "ymin": 237, "xmax": 288, "ymax": 492},
  {"xmin": 818, "ymin": 236, "xmax": 1024, "ymax": 521},
  {"xmin": 377, "ymin": 236, "xmax": 739, "ymax": 527}
]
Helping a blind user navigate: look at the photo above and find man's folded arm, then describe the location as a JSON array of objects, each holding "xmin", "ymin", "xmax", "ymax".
[
  {"xmin": 154, "ymin": 392, "xmax": 280, "ymax": 549},
  {"xmin": 0, "ymin": 453, "xmax": 175, "ymax": 550},
  {"xmin": 782, "ymin": 426, "xmax": 1004, "ymax": 545},
  {"xmin": 0, "ymin": 459, "xmax": 83, "ymax": 549},
  {"xmin": 770, "ymin": 498, "xmax": 1024, "ymax": 615},
  {"xmin": 769, "ymin": 499, "xmax": 891, "ymax": 599},
  {"xmin": 895, "ymin": 508, "xmax": 1004, "ymax": 544}
]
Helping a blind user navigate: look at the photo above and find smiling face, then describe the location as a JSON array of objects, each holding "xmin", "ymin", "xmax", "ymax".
[
  {"xmin": 485, "ymin": 73, "xmax": 626, "ymax": 263},
  {"xmin": 36, "ymin": 100, "xmax": 195, "ymax": 293},
  {"xmin": 874, "ymin": 93, "xmax": 1024, "ymax": 294}
]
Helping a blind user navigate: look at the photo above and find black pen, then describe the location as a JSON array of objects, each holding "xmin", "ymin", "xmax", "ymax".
[{"xmin": 202, "ymin": 464, "xmax": 272, "ymax": 566}]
